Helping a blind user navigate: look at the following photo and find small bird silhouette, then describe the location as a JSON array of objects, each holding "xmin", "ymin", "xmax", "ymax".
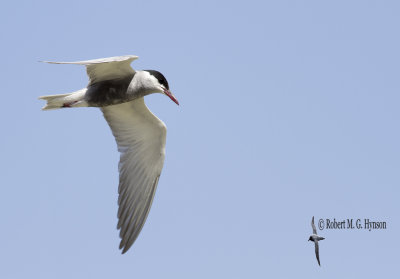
[{"xmin": 308, "ymin": 216, "xmax": 325, "ymax": 266}]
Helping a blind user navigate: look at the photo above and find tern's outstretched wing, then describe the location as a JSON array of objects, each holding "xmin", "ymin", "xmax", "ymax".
[
  {"xmin": 101, "ymin": 97, "xmax": 167, "ymax": 253},
  {"xmin": 314, "ymin": 241, "xmax": 321, "ymax": 266},
  {"xmin": 311, "ymin": 216, "xmax": 317, "ymax": 234},
  {"xmin": 41, "ymin": 55, "xmax": 138, "ymax": 84}
]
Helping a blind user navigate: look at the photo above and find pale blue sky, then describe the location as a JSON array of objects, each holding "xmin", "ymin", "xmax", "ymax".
[{"xmin": 1, "ymin": 0, "xmax": 399, "ymax": 278}]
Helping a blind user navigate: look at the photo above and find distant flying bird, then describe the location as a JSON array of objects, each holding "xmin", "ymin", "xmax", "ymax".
[
  {"xmin": 308, "ymin": 216, "xmax": 325, "ymax": 266},
  {"xmin": 39, "ymin": 55, "xmax": 179, "ymax": 253}
]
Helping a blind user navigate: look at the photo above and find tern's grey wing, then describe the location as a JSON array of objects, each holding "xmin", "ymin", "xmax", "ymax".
[
  {"xmin": 41, "ymin": 55, "xmax": 138, "ymax": 84},
  {"xmin": 311, "ymin": 216, "xmax": 317, "ymax": 234},
  {"xmin": 314, "ymin": 241, "xmax": 321, "ymax": 266},
  {"xmin": 101, "ymin": 97, "xmax": 167, "ymax": 254}
]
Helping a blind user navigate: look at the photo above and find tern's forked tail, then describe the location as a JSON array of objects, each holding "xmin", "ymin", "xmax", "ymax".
[{"xmin": 39, "ymin": 88, "xmax": 88, "ymax": 110}]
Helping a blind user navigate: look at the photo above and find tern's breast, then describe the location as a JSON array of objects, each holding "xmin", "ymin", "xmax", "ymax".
[{"xmin": 85, "ymin": 74, "xmax": 135, "ymax": 107}]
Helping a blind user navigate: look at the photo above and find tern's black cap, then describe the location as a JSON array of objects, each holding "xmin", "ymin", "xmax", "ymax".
[{"xmin": 145, "ymin": 70, "xmax": 169, "ymax": 90}]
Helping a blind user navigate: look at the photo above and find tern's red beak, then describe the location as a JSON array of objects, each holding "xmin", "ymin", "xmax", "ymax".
[{"xmin": 164, "ymin": 89, "xmax": 179, "ymax": 105}]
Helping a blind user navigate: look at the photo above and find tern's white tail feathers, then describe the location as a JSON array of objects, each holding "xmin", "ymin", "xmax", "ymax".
[{"xmin": 39, "ymin": 88, "xmax": 88, "ymax": 110}]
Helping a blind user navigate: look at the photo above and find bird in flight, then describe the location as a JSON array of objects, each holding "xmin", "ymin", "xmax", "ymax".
[
  {"xmin": 308, "ymin": 216, "xmax": 325, "ymax": 266},
  {"xmin": 39, "ymin": 55, "xmax": 179, "ymax": 253}
]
